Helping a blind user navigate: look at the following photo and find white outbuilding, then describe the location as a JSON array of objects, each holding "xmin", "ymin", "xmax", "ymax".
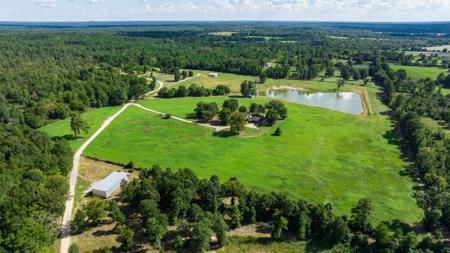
[
  {"xmin": 92, "ymin": 172, "xmax": 128, "ymax": 198},
  {"xmin": 208, "ymin": 73, "xmax": 218, "ymax": 77}
]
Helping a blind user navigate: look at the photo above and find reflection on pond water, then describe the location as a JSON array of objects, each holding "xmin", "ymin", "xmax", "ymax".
[{"xmin": 262, "ymin": 89, "xmax": 363, "ymax": 115}]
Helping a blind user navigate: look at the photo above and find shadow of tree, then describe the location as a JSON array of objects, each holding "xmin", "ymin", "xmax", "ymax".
[
  {"xmin": 51, "ymin": 134, "xmax": 80, "ymax": 142},
  {"xmin": 213, "ymin": 130, "xmax": 238, "ymax": 138},
  {"xmin": 255, "ymin": 223, "xmax": 272, "ymax": 234}
]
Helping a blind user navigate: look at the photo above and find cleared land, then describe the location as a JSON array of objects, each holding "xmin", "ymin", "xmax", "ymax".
[
  {"xmin": 71, "ymin": 158, "xmax": 142, "ymax": 253},
  {"xmin": 39, "ymin": 106, "xmax": 121, "ymax": 150},
  {"xmin": 171, "ymin": 70, "xmax": 382, "ymax": 115},
  {"xmin": 81, "ymin": 97, "xmax": 422, "ymax": 223},
  {"xmin": 220, "ymin": 236, "xmax": 349, "ymax": 253},
  {"xmin": 175, "ymin": 70, "xmax": 373, "ymax": 93},
  {"xmin": 390, "ymin": 64, "xmax": 447, "ymax": 80}
]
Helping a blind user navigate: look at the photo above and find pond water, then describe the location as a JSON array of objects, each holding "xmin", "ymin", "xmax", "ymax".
[{"xmin": 262, "ymin": 89, "xmax": 363, "ymax": 115}]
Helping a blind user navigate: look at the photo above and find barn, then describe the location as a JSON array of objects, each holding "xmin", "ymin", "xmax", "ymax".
[{"xmin": 92, "ymin": 172, "xmax": 128, "ymax": 198}]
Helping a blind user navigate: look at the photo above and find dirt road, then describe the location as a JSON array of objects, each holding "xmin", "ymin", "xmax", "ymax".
[
  {"xmin": 132, "ymin": 103, "xmax": 229, "ymax": 131},
  {"xmin": 59, "ymin": 103, "xmax": 131, "ymax": 253}
]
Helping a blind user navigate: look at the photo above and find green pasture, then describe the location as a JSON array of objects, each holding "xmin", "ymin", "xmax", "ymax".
[
  {"xmin": 80, "ymin": 96, "xmax": 421, "ymax": 224},
  {"xmin": 39, "ymin": 106, "xmax": 121, "ymax": 151},
  {"xmin": 390, "ymin": 64, "xmax": 447, "ymax": 80},
  {"xmin": 170, "ymin": 70, "xmax": 384, "ymax": 115}
]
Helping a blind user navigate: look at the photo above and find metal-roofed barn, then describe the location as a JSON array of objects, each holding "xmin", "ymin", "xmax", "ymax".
[{"xmin": 92, "ymin": 172, "xmax": 128, "ymax": 198}]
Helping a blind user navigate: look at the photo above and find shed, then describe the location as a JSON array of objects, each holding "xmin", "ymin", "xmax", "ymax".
[
  {"xmin": 208, "ymin": 73, "xmax": 218, "ymax": 77},
  {"xmin": 249, "ymin": 115, "xmax": 265, "ymax": 125},
  {"xmin": 92, "ymin": 172, "xmax": 128, "ymax": 198}
]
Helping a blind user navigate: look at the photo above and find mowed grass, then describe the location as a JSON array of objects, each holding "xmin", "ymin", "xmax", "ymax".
[
  {"xmin": 171, "ymin": 70, "xmax": 385, "ymax": 115},
  {"xmin": 84, "ymin": 97, "xmax": 422, "ymax": 223},
  {"xmin": 38, "ymin": 106, "xmax": 121, "ymax": 151},
  {"xmin": 176, "ymin": 69, "xmax": 372, "ymax": 93},
  {"xmin": 390, "ymin": 64, "xmax": 447, "ymax": 80}
]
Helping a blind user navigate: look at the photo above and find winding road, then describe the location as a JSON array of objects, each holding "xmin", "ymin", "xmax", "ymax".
[
  {"xmin": 59, "ymin": 102, "xmax": 131, "ymax": 253},
  {"xmin": 59, "ymin": 73, "xmax": 226, "ymax": 252}
]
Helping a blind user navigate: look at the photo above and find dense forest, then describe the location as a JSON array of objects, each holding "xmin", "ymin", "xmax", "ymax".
[{"xmin": 0, "ymin": 23, "xmax": 449, "ymax": 252}]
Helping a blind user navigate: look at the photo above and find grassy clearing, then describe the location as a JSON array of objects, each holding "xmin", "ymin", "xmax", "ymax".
[
  {"xmin": 71, "ymin": 158, "xmax": 143, "ymax": 252},
  {"xmin": 152, "ymin": 71, "xmax": 176, "ymax": 83},
  {"xmin": 390, "ymin": 64, "xmax": 447, "ymax": 80},
  {"xmin": 171, "ymin": 70, "xmax": 383, "ymax": 115},
  {"xmin": 423, "ymin": 44, "xmax": 450, "ymax": 51},
  {"xmin": 173, "ymin": 70, "xmax": 256, "ymax": 92},
  {"xmin": 174, "ymin": 69, "xmax": 368, "ymax": 93},
  {"xmin": 71, "ymin": 222, "xmax": 121, "ymax": 253},
  {"xmin": 441, "ymin": 88, "xmax": 450, "ymax": 95},
  {"xmin": 421, "ymin": 117, "xmax": 450, "ymax": 137},
  {"xmin": 220, "ymin": 236, "xmax": 350, "ymax": 253},
  {"xmin": 73, "ymin": 157, "xmax": 132, "ymax": 212},
  {"xmin": 38, "ymin": 106, "xmax": 121, "ymax": 151},
  {"xmin": 83, "ymin": 97, "xmax": 421, "ymax": 224}
]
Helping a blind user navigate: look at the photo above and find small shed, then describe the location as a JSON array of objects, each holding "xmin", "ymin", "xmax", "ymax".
[
  {"xmin": 208, "ymin": 73, "xmax": 218, "ymax": 77},
  {"xmin": 249, "ymin": 115, "xmax": 265, "ymax": 125},
  {"xmin": 92, "ymin": 172, "xmax": 128, "ymax": 198}
]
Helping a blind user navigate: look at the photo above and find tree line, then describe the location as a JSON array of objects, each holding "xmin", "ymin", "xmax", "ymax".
[
  {"xmin": 72, "ymin": 166, "xmax": 447, "ymax": 252},
  {"xmin": 0, "ymin": 125, "xmax": 72, "ymax": 252},
  {"xmin": 158, "ymin": 84, "xmax": 230, "ymax": 98},
  {"xmin": 369, "ymin": 57, "xmax": 450, "ymax": 238}
]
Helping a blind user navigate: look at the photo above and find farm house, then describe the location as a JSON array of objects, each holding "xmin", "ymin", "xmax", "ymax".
[{"xmin": 92, "ymin": 171, "xmax": 128, "ymax": 198}]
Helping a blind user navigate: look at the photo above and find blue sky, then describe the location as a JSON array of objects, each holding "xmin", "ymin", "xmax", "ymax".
[{"xmin": 1, "ymin": 0, "xmax": 449, "ymax": 22}]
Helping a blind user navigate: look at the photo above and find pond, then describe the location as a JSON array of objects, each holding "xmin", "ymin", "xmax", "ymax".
[{"xmin": 262, "ymin": 89, "xmax": 364, "ymax": 115}]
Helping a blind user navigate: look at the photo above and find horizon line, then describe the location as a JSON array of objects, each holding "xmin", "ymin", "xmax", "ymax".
[{"xmin": 1, "ymin": 20, "xmax": 450, "ymax": 24}]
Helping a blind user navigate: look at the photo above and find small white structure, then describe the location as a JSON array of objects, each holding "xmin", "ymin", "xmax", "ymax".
[
  {"xmin": 92, "ymin": 172, "xmax": 128, "ymax": 198},
  {"xmin": 208, "ymin": 73, "xmax": 218, "ymax": 78}
]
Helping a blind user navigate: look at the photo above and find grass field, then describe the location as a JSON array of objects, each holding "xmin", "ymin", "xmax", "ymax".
[
  {"xmin": 39, "ymin": 106, "xmax": 121, "ymax": 151},
  {"xmin": 81, "ymin": 96, "xmax": 421, "ymax": 223},
  {"xmin": 390, "ymin": 64, "xmax": 447, "ymax": 80},
  {"xmin": 169, "ymin": 70, "xmax": 384, "ymax": 115},
  {"xmin": 175, "ymin": 70, "xmax": 373, "ymax": 93},
  {"xmin": 220, "ymin": 236, "xmax": 349, "ymax": 253}
]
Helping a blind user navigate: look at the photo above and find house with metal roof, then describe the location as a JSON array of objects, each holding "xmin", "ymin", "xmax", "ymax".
[{"xmin": 92, "ymin": 172, "xmax": 128, "ymax": 198}]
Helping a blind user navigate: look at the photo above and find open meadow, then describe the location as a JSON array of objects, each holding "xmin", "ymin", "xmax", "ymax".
[
  {"xmin": 77, "ymin": 96, "xmax": 422, "ymax": 224},
  {"xmin": 39, "ymin": 106, "xmax": 121, "ymax": 150},
  {"xmin": 390, "ymin": 64, "xmax": 447, "ymax": 80},
  {"xmin": 169, "ymin": 69, "xmax": 384, "ymax": 114}
]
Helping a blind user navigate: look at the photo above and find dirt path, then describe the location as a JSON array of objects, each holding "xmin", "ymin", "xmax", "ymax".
[
  {"xmin": 144, "ymin": 80, "xmax": 164, "ymax": 97},
  {"xmin": 132, "ymin": 103, "xmax": 229, "ymax": 131},
  {"xmin": 165, "ymin": 74, "xmax": 201, "ymax": 88},
  {"xmin": 59, "ymin": 103, "xmax": 131, "ymax": 253}
]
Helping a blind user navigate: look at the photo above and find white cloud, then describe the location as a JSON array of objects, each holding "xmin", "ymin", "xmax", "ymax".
[
  {"xmin": 90, "ymin": 0, "xmax": 107, "ymax": 3},
  {"xmin": 30, "ymin": 0, "xmax": 56, "ymax": 8},
  {"xmin": 9, "ymin": 0, "xmax": 450, "ymax": 21}
]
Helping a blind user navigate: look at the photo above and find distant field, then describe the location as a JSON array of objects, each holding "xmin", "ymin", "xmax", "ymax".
[
  {"xmin": 209, "ymin": 31, "xmax": 235, "ymax": 36},
  {"xmin": 423, "ymin": 44, "xmax": 450, "ymax": 51},
  {"xmin": 39, "ymin": 106, "xmax": 120, "ymax": 151},
  {"xmin": 390, "ymin": 64, "xmax": 447, "ymax": 80},
  {"xmin": 82, "ymin": 97, "xmax": 421, "ymax": 223},
  {"xmin": 177, "ymin": 69, "xmax": 373, "ymax": 93},
  {"xmin": 171, "ymin": 70, "xmax": 383, "ymax": 115},
  {"xmin": 221, "ymin": 236, "xmax": 348, "ymax": 253},
  {"xmin": 421, "ymin": 117, "xmax": 450, "ymax": 137}
]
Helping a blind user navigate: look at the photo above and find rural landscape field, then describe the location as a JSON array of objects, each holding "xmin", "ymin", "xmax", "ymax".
[{"xmin": 1, "ymin": 2, "xmax": 450, "ymax": 253}]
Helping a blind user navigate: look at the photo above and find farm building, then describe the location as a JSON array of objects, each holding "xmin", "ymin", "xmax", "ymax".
[
  {"xmin": 92, "ymin": 172, "xmax": 128, "ymax": 198},
  {"xmin": 208, "ymin": 73, "xmax": 218, "ymax": 77}
]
